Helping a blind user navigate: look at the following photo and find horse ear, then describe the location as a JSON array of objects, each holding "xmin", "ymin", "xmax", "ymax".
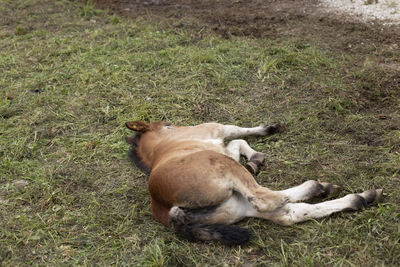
[{"xmin": 125, "ymin": 121, "xmax": 150, "ymax": 132}]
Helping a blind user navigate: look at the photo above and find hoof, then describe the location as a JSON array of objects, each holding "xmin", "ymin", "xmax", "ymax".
[
  {"xmin": 320, "ymin": 183, "xmax": 342, "ymax": 198},
  {"xmin": 246, "ymin": 162, "xmax": 258, "ymax": 175},
  {"xmin": 245, "ymin": 153, "xmax": 265, "ymax": 175},
  {"xmin": 263, "ymin": 123, "xmax": 285, "ymax": 135},
  {"xmin": 359, "ymin": 189, "xmax": 383, "ymax": 204},
  {"xmin": 250, "ymin": 152, "xmax": 265, "ymax": 164},
  {"xmin": 346, "ymin": 189, "xmax": 384, "ymax": 211},
  {"xmin": 375, "ymin": 189, "xmax": 383, "ymax": 201}
]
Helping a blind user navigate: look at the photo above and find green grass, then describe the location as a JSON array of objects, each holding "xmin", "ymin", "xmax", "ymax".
[{"xmin": 1, "ymin": 0, "xmax": 399, "ymax": 265}]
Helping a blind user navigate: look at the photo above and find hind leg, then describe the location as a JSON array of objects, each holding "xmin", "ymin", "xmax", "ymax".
[
  {"xmin": 257, "ymin": 189, "xmax": 383, "ymax": 225},
  {"xmin": 244, "ymin": 180, "xmax": 342, "ymax": 212},
  {"xmin": 225, "ymin": 139, "xmax": 265, "ymax": 174},
  {"xmin": 280, "ymin": 180, "xmax": 342, "ymax": 202}
]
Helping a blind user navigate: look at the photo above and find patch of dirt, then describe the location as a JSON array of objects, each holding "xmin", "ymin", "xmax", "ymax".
[{"xmin": 93, "ymin": 0, "xmax": 400, "ymax": 50}]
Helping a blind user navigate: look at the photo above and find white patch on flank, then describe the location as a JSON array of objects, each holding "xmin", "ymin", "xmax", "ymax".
[{"xmin": 198, "ymin": 138, "xmax": 224, "ymax": 146}]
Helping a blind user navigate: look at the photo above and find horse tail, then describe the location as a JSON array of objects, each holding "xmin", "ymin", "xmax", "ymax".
[{"xmin": 168, "ymin": 206, "xmax": 252, "ymax": 245}]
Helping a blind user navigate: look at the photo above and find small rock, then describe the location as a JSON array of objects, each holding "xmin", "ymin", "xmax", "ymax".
[
  {"xmin": 13, "ymin": 179, "xmax": 29, "ymax": 191},
  {"xmin": 86, "ymin": 140, "xmax": 97, "ymax": 150}
]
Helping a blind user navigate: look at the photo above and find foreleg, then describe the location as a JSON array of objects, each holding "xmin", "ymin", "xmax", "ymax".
[
  {"xmin": 221, "ymin": 123, "xmax": 282, "ymax": 140},
  {"xmin": 225, "ymin": 139, "xmax": 265, "ymax": 174}
]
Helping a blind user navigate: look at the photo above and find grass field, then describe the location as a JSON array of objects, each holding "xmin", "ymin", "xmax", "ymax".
[{"xmin": 1, "ymin": 0, "xmax": 399, "ymax": 265}]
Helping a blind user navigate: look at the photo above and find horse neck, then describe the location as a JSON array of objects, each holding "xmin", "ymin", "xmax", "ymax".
[{"xmin": 137, "ymin": 131, "xmax": 164, "ymax": 168}]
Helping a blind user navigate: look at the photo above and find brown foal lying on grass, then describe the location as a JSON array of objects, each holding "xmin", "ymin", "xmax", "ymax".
[{"xmin": 125, "ymin": 121, "xmax": 383, "ymax": 245}]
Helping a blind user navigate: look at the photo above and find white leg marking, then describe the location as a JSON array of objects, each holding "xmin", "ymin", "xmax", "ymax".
[
  {"xmin": 279, "ymin": 195, "xmax": 359, "ymax": 224},
  {"xmin": 280, "ymin": 181, "xmax": 342, "ymax": 202},
  {"xmin": 222, "ymin": 125, "xmax": 266, "ymax": 139},
  {"xmin": 225, "ymin": 139, "xmax": 258, "ymax": 161},
  {"xmin": 280, "ymin": 180, "xmax": 323, "ymax": 202}
]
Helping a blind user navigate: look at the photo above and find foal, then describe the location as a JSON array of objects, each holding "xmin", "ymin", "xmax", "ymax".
[{"xmin": 125, "ymin": 121, "xmax": 382, "ymax": 245}]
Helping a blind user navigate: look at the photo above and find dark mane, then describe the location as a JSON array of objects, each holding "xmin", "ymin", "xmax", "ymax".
[{"xmin": 127, "ymin": 134, "xmax": 151, "ymax": 175}]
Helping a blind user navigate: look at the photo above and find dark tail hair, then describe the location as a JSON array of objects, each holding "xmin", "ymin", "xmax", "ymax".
[{"xmin": 168, "ymin": 206, "xmax": 252, "ymax": 245}]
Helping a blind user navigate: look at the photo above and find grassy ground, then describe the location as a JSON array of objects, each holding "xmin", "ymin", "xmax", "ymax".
[{"xmin": 1, "ymin": 0, "xmax": 399, "ymax": 265}]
